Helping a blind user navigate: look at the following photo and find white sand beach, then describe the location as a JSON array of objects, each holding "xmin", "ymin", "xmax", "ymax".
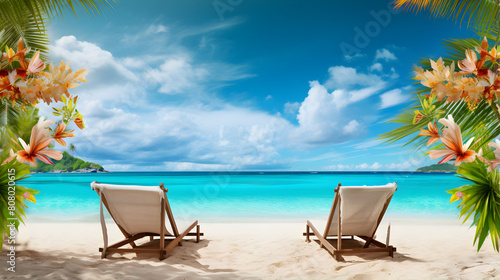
[{"xmin": 1, "ymin": 219, "xmax": 500, "ymax": 279}]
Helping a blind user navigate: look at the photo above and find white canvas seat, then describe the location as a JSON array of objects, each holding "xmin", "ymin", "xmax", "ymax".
[
  {"xmin": 304, "ymin": 182, "xmax": 397, "ymax": 261},
  {"xmin": 91, "ymin": 181, "xmax": 203, "ymax": 260}
]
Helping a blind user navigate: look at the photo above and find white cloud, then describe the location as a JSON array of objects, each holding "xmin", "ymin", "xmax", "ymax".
[
  {"xmin": 145, "ymin": 57, "xmax": 208, "ymax": 94},
  {"xmin": 265, "ymin": 95, "xmax": 272, "ymax": 100},
  {"xmin": 143, "ymin": 57, "xmax": 253, "ymax": 95},
  {"xmin": 343, "ymin": 120, "xmax": 360, "ymax": 134},
  {"xmin": 390, "ymin": 67, "xmax": 399, "ymax": 79},
  {"xmin": 354, "ymin": 162, "xmax": 382, "ymax": 170},
  {"xmin": 356, "ymin": 163, "xmax": 369, "ymax": 169},
  {"xmin": 323, "ymin": 164, "xmax": 354, "ymax": 171},
  {"xmin": 48, "ymin": 36, "xmax": 146, "ymax": 111},
  {"xmin": 325, "ymin": 66, "xmax": 384, "ymax": 90},
  {"xmin": 164, "ymin": 162, "xmax": 231, "ymax": 171},
  {"xmin": 122, "ymin": 23, "xmax": 170, "ymax": 43},
  {"xmin": 292, "ymin": 81, "xmax": 366, "ymax": 145},
  {"xmin": 375, "ymin": 48, "xmax": 397, "ymax": 62},
  {"xmin": 284, "ymin": 102, "xmax": 300, "ymax": 115},
  {"xmin": 51, "ymin": 36, "xmax": 138, "ymax": 83},
  {"xmin": 344, "ymin": 53, "xmax": 365, "ymax": 61},
  {"xmin": 370, "ymin": 63, "xmax": 383, "ymax": 72},
  {"xmin": 379, "ymin": 88, "xmax": 410, "ymax": 109},
  {"xmin": 179, "ymin": 18, "xmax": 244, "ymax": 39},
  {"xmin": 385, "ymin": 163, "xmax": 401, "ymax": 169},
  {"xmin": 146, "ymin": 24, "xmax": 168, "ymax": 34},
  {"xmin": 371, "ymin": 162, "xmax": 382, "ymax": 169},
  {"xmin": 384, "ymin": 157, "xmax": 424, "ymax": 171},
  {"xmin": 288, "ymin": 63, "xmax": 392, "ymax": 146}
]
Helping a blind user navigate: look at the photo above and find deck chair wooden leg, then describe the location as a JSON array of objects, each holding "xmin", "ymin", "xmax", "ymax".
[
  {"xmin": 334, "ymin": 252, "xmax": 342, "ymax": 261},
  {"xmin": 306, "ymin": 220, "xmax": 337, "ymax": 257},
  {"xmin": 363, "ymin": 237, "xmax": 373, "ymax": 248},
  {"xmin": 107, "ymin": 233, "xmax": 147, "ymax": 249},
  {"xmin": 306, "ymin": 224, "xmax": 310, "ymax": 242},
  {"xmin": 196, "ymin": 225, "xmax": 201, "ymax": 243},
  {"xmin": 159, "ymin": 193, "xmax": 166, "ymax": 260},
  {"xmin": 164, "ymin": 220, "xmax": 198, "ymax": 258}
]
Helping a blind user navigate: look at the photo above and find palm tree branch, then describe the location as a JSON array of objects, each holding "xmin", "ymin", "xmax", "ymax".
[{"xmin": 394, "ymin": 0, "xmax": 498, "ymax": 30}]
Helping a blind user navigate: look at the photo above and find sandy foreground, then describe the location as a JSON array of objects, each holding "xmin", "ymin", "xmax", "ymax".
[{"xmin": 1, "ymin": 219, "xmax": 500, "ymax": 280}]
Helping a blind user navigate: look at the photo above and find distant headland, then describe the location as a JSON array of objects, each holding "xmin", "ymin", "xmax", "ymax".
[
  {"xmin": 415, "ymin": 163, "xmax": 457, "ymax": 173},
  {"xmin": 30, "ymin": 151, "xmax": 108, "ymax": 173}
]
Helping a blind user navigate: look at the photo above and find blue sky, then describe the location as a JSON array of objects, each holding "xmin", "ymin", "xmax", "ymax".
[{"xmin": 41, "ymin": 0, "xmax": 476, "ymax": 171}]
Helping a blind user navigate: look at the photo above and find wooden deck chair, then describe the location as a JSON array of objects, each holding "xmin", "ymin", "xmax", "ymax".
[
  {"xmin": 90, "ymin": 181, "xmax": 203, "ymax": 260},
  {"xmin": 304, "ymin": 182, "xmax": 397, "ymax": 261}
]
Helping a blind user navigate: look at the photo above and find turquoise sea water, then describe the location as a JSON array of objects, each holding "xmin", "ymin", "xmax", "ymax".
[{"xmin": 20, "ymin": 172, "xmax": 466, "ymax": 222}]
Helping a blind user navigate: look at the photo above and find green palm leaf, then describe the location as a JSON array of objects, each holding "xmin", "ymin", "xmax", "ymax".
[
  {"xmin": 448, "ymin": 162, "xmax": 500, "ymax": 252},
  {"xmin": 394, "ymin": 0, "xmax": 498, "ymax": 30},
  {"xmin": 0, "ymin": 0, "xmax": 114, "ymax": 59}
]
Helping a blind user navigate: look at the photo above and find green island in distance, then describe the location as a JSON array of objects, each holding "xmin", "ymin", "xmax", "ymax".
[
  {"xmin": 415, "ymin": 163, "xmax": 458, "ymax": 172},
  {"xmin": 30, "ymin": 151, "xmax": 107, "ymax": 173}
]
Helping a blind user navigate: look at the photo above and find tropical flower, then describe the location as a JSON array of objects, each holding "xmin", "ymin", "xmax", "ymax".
[
  {"xmin": 475, "ymin": 37, "xmax": 500, "ymax": 63},
  {"xmin": 2, "ymin": 38, "xmax": 29, "ymax": 67},
  {"xmin": 52, "ymin": 122, "xmax": 75, "ymax": 147},
  {"xmin": 414, "ymin": 38, "xmax": 500, "ymax": 108},
  {"xmin": 428, "ymin": 115, "xmax": 477, "ymax": 166},
  {"xmin": 27, "ymin": 51, "xmax": 45, "ymax": 74},
  {"xmin": 9, "ymin": 118, "xmax": 63, "ymax": 166},
  {"xmin": 458, "ymin": 49, "xmax": 485, "ymax": 76},
  {"xmin": 419, "ymin": 121, "xmax": 440, "ymax": 146},
  {"xmin": 0, "ymin": 39, "xmax": 87, "ymax": 106},
  {"xmin": 414, "ymin": 58, "xmax": 455, "ymax": 89}
]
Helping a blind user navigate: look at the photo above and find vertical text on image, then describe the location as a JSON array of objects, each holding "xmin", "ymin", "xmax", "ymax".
[{"xmin": 6, "ymin": 168, "xmax": 17, "ymax": 272}]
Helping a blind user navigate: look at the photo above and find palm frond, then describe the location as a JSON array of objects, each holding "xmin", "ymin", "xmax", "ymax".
[
  {"xmin": 0, "ymin": 0, "xmax": 114, "ymax": 27},
  {"xmin": 0, "ymin": 8, "xmax": 50, "ymax": 60},
  {"xmin": 394, "ymin": 0, "xmax": 498, "ymax": 30},
  {"xmin": 0, "ymin": 0, "xmax": 115, "ymax": 60},
  {"xmin": 448, "ymin": 162, "xmax": 500, "ymax": 252}
]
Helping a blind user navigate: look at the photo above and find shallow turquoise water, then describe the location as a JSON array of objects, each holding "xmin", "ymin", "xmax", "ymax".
[{"xmin": 20, "ymin": 172, "xmax": 465, "ymax": 222}]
